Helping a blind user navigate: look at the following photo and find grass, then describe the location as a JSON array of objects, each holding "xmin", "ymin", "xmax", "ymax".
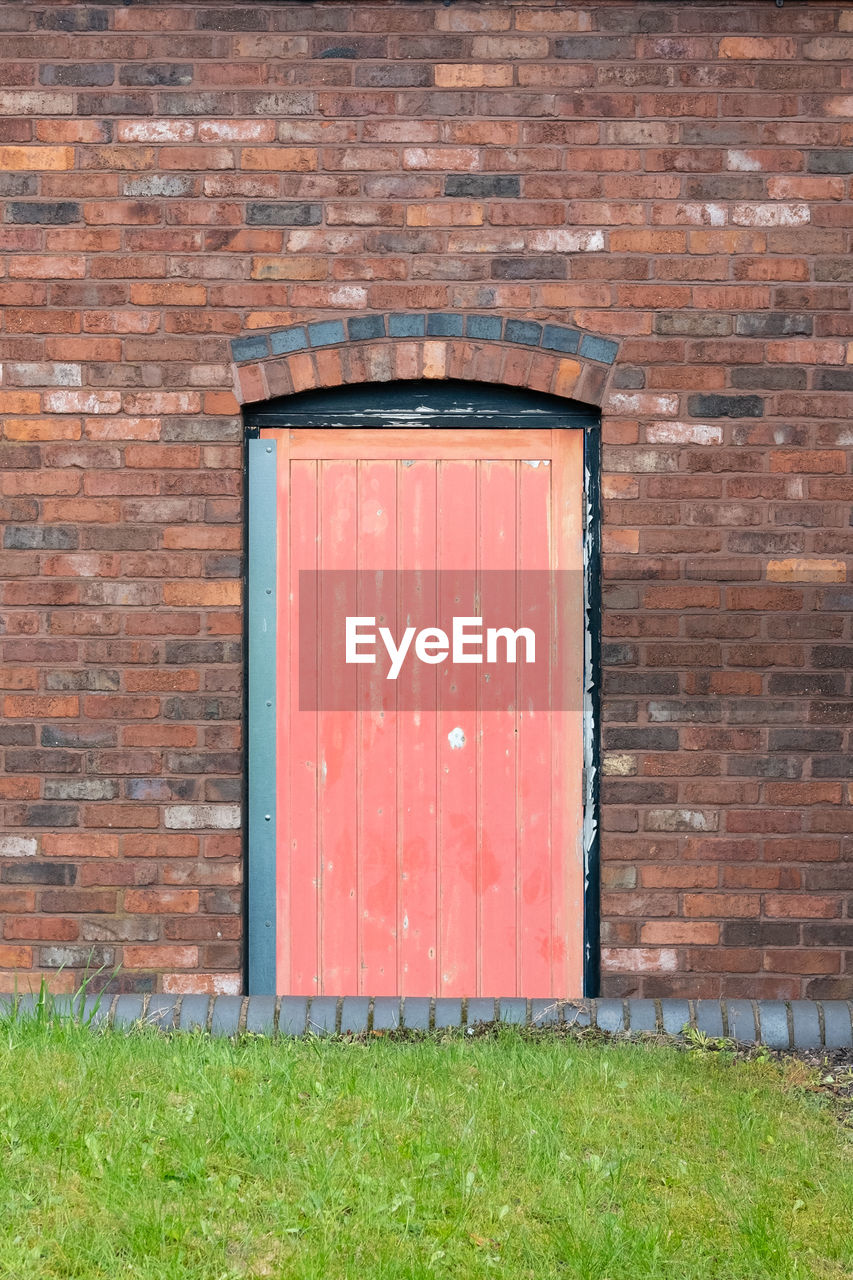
[{"xmin": 0, "ymin": 1011, "xmax": 851, "ymax": 1279}]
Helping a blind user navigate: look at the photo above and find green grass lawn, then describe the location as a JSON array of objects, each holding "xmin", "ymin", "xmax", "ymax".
[{"xmin": 0, "ymin": 1015, "xmax": 850, "ymax": 1279}]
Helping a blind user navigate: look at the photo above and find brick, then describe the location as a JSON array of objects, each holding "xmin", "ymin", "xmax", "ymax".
[
  {"xmin": 246, "ymin": 202, "xmax": 321, "ymax": 226},
  {"xmin": 719, "ymin": 37, "xmax": 796, "ymax": 60},
  {"xmin": 123, "ymin": 946, "xmax": 198, "ymax": 969},
  {"xmin": 0, "ymin": 146, "xmax": 73, "ymax": 170},
  {"xmin": 641, "ymin": 922, "xmax": 720, "ymax": 945},
  {"xmin": 164, "ymin": 805, "xmax": 241, "ymax": 830},
  {"xmin": 4, "ymin": 695, "xmax": 78, "ymax": 718},
  {"xmin": 40, "ymin": 833, "xmax": 118, "ymax": 860},
  {"xmin": 0, "ymin": 836, "xmax": 37, "ymax": 857},
  {"xmin": 125, "ymin": 889, "xmax": 199, "ymax": 914}
]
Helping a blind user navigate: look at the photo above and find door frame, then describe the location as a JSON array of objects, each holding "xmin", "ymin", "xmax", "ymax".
[{"xmin": 244, "ymin": 380, "xmax": 601, "ymax": 996}]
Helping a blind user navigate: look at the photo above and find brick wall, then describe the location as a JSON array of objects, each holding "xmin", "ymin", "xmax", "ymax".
[{"xmin": 1, "ymin": 0, "xmax": 851, "ymax": 1000}]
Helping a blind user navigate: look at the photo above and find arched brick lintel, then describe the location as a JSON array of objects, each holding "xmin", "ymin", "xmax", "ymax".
[{"xmin": 230, "ymin": 313, "xmax": 620, "ymax": 410}]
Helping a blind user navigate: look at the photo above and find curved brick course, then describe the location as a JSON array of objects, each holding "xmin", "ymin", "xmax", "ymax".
[
  {"xmin": 230, "ymin": 311, "xmax": 620, "ymax": 408},
  {"xmin": 2, "ymin": 993, "xmax": 851, "ymax": 1050}
]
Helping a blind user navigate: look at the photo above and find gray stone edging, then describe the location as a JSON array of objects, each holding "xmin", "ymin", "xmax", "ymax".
[
  {"xmin": 1, "ymin": 995, "xmax": 851, "ymax": 1050},
  {"xmin": 230, "ymin": 312, "xmax": 619, "ymax": 367}
]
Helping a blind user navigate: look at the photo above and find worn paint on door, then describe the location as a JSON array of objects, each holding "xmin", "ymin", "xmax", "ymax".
[{"xmin": 260, "ymin": 426, "xmax": 585, "ymax": 997}]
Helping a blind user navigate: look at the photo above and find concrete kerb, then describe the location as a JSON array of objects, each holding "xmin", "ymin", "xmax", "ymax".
[{"xmin": 1, "ymin": 996, "xmax": 851, "ymax": 1049}]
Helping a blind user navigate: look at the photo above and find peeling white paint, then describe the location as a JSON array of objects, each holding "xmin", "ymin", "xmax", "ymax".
[{"xmin": 448, "ymin": 727, "xmax": 466, "ymax": 750}]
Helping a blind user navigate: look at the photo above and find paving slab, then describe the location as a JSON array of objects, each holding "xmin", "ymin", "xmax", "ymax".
[
  {"xmin": 821, "ymin": 1001, "xmax": 852, "ymax": 1049},
  {"xmin": 660, "ymin": 999, "xmax": 691, "ymax": 1037},
  {"xmin": 725, "ymin": 1000, "xmax": 757, "ymax": 1044},
  {"xmin": 307, "ymin": 997, "xmax": 338, "ymax": 1036},
  {"xmin": 695, "ymin": 1000, "xmax": 725, "ymax": 1039},
  {"xmin": 278, "ymin": 997, "xmax": 308, "ymax": 1037},
  {"xmin": 211, "ymin": 996, "xmax": 244, "ymax": 1037},
  {"xmin": 243, "ymin": 996, "xmax": 276, "ymax": 1035},
  {"xmin": 402, "ymin": 998, "xmax": 431, "ymax": 1031},
  {"xmin": 790, "ymin": 1000, "xmax": 822, "ymax": 1050},
  {"xmin": 113, "ymin": 995, "xmax": 145, "ymax": 1030},
  {"xmin": 628, "ymin": 999, "xmax": 658, "ymax": 1034},
  {"xmin": 595, "ymin": 999, "xmax": 625, "ymax": 1033},
  {"xmin": 498, "ymin": 998, "xmax": 527, "ymax": 1026},
  {"xmin": 340, "ymin": 997, "xmax": 370, "ymax": 1035},
  {"xmin": 530, "ymin": 999, "xmax": 563, "ymax": 1027},
  {"xmin": 756, "ymin": 1001, "xmax": 790, "ymax": 1051},
  {"xmin": 467, "ymin": 998, "xmax": 496, "ymax": 1027},
  {"xmin": 373, "ymin": 997, "xmax": 401, "ymax": 1031},
  {"xmin": 434, "ymin": 998, "xmax": 462, "ymax": 1029},
  {"xmin": 146, "ymin": 996, "xmax": 178, "ymax": 1032},
  {"xmin": 178, "ymin": 995, "xmax": 211, "ymax": 1032}
]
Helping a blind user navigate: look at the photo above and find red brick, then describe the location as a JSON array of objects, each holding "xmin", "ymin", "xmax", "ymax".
[
  {"xmin": 640, "ymin": 922, "xmax": 720, "ymax": 945},
  {"xmin": 4, "ymin": 918, "xmax": 78, "ymax": 942},
  {"xmin": 0, "ymin": 145, "xmax": 73, "ymax": 170},
  {"xmin": 4, "ymin": 694, "xmax": 78, "ymax": 718},
  {"xmin": 123, "ymin": 945, "xmax": 199, "ymax": 969},
  {"xmin": 125, "ymin": 889, "xmax": 199, "ymax": 914},
  {"xmin": 764, "ymin": 896, "xmax": 840, "ymax": 919},
  {"xmin": 683, "ymin": 894, "xmax": 761, "ymax": 918},
  {"xmin": 41, "ymin": 833, "xmax": 118, "ymax": 859},
  {"xmin": 122, "ymin": 833, "xmax": 199, "ymax": 858}
]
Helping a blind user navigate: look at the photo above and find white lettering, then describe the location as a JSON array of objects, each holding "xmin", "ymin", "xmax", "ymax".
[
  {"xmin": 414, "ymin": 627, "xmax": 449, "ymax": 665},
  {"xmin": 378, "ymin": 625, "xmax": 416, "ymax": 680},
  {"xmin": 345, "ymin": 616, "xmax": 536, "ymax": 677},
  {"xmin": 452, "ymin": 616, "xmax": 483, "ymax": 664},
  {"xmin": 345, "ymin": 616, "xmax": 377, "ymax": 663},
  {"xmin": 486, "ymin": 626, "xmax": 535, "ymax": 665}
]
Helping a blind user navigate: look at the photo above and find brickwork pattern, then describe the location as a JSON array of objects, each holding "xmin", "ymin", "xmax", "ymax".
[{"xmin": 1, "ymin": 1, "xmax": 852, "ymax": 999}]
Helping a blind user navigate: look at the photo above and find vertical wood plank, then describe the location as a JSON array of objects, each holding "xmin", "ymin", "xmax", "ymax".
[
  {"xmin": 318, "ymin": 458, "xmax": 359, "ymax": 992},
  {"xmin": 357, "ymin": 459, "xmax": 398, "ymax": 994},
  {"xmin": 286, "ymin": 456, "xmax": 320, "ymax": 995},
  {"xmin": 477, "ymin": 458, "xmax": 519, "ymax": 995},
  {"xmin": 437, "ymin": 459, "xmax": 478, "ymax": 995},
  {"xmin": 398, "ymin": 460, "xmax": 439, "ymax": 994},
  {"xmin": 551, "ymin": 429, "xmax": 585, "ymax": 996},
  {"xmin": 517, "ymin": 456, "xmax": 554, "ymax": 994}
]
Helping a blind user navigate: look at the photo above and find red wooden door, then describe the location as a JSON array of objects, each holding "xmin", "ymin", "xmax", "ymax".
[{"xmin": 261, "ymin": 426, "xmax": 585, "ymax": 997}]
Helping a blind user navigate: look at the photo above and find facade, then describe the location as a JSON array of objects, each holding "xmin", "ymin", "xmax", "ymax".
[{"xmin": 1, "ymin": 0, "xmax": 852, "ymax": 1001}]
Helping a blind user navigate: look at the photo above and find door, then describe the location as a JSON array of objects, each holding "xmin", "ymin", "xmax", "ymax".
[{"xmin": 250, "ymin": 424, "xmax": 586, "ymax": 998}]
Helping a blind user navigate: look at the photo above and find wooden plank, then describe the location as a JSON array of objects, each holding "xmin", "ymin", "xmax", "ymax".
[
  {"xmin": 288, "ymin": 428, "xmax": 553, "ymax": 460},
  {"xmin": 477, "ymin": 459, "xmax": 519, "ymax": 995},
  {"xmin": 318, "ymin": 458, "xmax": 359, "ymax": 992},
  {"xmin": 285, "ymin": 456, "xmax": 320, "ymax": 995},
  {"xmin": 517, "ymin": 456, "xmax": 554, "ymax": 994},
  {"xmin": 398, "ymin": 460, "xmax": 439, "ymax": 994},
  {"xmin": 357, "ymin": 459, "xmax": 398, "ymax": 994},
  {"xmin": 437, "ymin": 459, "xmax": 479, "ymax": 995},
  {"xmin": 551, "ymin": 430, "xmax": 585, "ymax": 996}
]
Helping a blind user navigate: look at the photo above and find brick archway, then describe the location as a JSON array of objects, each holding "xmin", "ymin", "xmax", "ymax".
[{"xmin": 230, "ymin": 313, "xmax": 620, "ymax": 409}]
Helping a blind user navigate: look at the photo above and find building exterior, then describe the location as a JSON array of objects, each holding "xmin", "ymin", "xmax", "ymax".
[{"xmin": 1, "ymin": 0, "xmax": 851, "ymax": 1001}]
